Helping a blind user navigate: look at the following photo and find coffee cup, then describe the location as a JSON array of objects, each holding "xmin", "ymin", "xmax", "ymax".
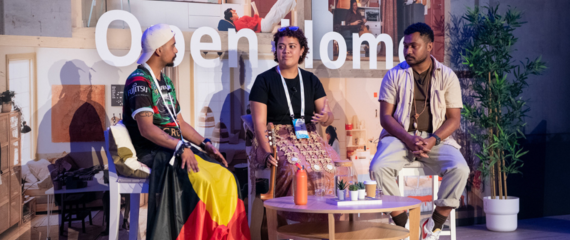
[{"xmin": 364, "ymin": 180, "xmax": 377, "ymax": 198}]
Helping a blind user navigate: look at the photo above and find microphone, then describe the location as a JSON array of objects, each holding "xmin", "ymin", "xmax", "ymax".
[{"xmin": 292, "ymin": 87, "xmax": 297, "ymax": 93}]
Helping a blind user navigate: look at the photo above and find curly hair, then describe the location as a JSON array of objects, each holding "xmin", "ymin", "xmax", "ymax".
[
  {"xmin": 273, "ymin": 27, "xmax": 309, "ymax": 64},
  {"xmin": 404, "ymin": 22, "xmax": 434, "ymax": 43}
]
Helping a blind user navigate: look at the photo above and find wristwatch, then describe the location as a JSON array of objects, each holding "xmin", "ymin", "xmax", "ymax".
[
  {"xmin": 432, "ymin": 134, "xmax": 441, "ymax": 146},
  {"xmin": 175, "ymin": 141, "xmax": 190, "ymax": 158},
  {"xmin": 200, "ymin": 138, "xmax": 212, "ymax": 150}
]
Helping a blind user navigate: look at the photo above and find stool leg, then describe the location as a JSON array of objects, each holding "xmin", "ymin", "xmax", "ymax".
[
  {"xmin": 110, "ymin": 183, "xmax": 121, "ymax": 240},
  {"xmin": 81, "ymin": 205, "xmax": 86, "ymax": 233},
  {"xmin": 69, "ymin": 204, "xmax": 73, "ymax": 230},
  {"xmin": 432, "ymin": 175, "xmax": 439, "ymax": 213},
  {"xmin": 450, "ymin": 209, "xmax": 456, "ymax": 240},
  {"xmin": 59, "ymin": 195, "xmax": 65, "ymax": 235},
  {"xmin": 129, "ymin": 194, "xmax": 140, "ymax": 240},
  {"xmin": 85, "ymin": 203, "xmax": 93, "ymax": 225}
]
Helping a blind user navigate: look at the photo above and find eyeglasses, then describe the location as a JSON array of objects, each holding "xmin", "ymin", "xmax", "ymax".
[{"xmin": 278, "ymin": 26, "xmax": 299, "ymax": 32}]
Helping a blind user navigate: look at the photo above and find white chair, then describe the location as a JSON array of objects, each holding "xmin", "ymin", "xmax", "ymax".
[
  {"xmin": 398, "ymin": 161, "xmax": 456, "ymax": 240},
  {"xmin": 104, "ymin": 127, "xmax": 149, "ymax": 240}
]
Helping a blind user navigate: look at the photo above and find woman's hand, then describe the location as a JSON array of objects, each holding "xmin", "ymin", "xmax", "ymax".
[
  {"xmin": 204, "ymin": 142, "xmax": 228, "ymax": 167},
  {"xmin": 312, "ymin": 98, "xmax": 331, "ymax": 124},
  {"xmin": 266, "ymin": 154, "xmax": 278, "ymax": 168}
]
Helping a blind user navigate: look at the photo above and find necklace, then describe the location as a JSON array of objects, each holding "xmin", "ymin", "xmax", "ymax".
[{"xmin": 412, "ymin": 64, "xmax": 432, "ymax": 136}]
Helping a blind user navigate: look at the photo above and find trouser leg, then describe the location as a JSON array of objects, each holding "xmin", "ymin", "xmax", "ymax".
[
  {"xmin": 369, "ymin": 136, "xmax": 413, "ymax": 197},
  {"xmin": 421, "ymin": 141, "xmax": 470, "ymax": 209}
]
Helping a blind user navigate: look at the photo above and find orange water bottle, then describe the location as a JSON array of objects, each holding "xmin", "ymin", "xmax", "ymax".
[{"xmin": 294, "ymin": 163, "xmax": 308, "ymax": 205}]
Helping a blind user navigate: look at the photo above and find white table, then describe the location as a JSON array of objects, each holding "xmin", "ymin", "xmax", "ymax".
[{"xmin": 44, "ymin": 171, "xmax": 109, "ymax": 239}]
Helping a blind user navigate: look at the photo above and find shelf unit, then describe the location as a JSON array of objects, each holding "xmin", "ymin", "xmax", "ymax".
[{"xmin": 0, "ymin": 111, "xmax": 22, "ymax": 235}]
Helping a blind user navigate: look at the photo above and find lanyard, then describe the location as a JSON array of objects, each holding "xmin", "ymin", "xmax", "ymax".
[
  {"xmin": 141, "ymin": 63, "xmax": 183, "ymax": 141},
  {"xmin": 277, "ymin": 66, "xmax": 305, "ymax": 119}
]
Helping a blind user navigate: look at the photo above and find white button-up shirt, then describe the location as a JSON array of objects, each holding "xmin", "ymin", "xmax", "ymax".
[{"xmin": 378, "ymin": 56, "xmax": 463, "ymax": 148}]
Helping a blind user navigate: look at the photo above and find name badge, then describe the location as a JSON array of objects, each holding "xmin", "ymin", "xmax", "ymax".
[{"xmin": 292, "ymin": 118, "xmax": 309, "ymax": 139}]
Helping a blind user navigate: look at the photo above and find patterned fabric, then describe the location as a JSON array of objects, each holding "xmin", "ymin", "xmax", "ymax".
[
  {"xmin": 146, "ymin": 147, "xmax": 250, "ymax": 240},
  {"xmin": 124, "ymin": 65, "xmax": 180, "ymax": 128},
  {"xmin": 122, "ymin": 65, "xmax": 182, "ymax": 154},
  {"xmin": 249, "ymin": 123, "xmax": 340, "ymax": 222}
]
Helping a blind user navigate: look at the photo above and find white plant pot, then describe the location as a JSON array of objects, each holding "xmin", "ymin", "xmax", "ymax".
[
  {"xmin": 337, "ymin": 189, "xmax": 346, "ymax": 201},
  {"xmin": 350, "ymin": 191, "xmax": 359, "ymax": 201},
  {"xmin": 358, "ymin": 189, "xmax": 366, "ymax": 199},
  {"xmin": 484, "ymin": 196, "xmax": 519, "ymax": 232}
]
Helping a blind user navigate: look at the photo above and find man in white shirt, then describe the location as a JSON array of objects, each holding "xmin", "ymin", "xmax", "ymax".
[{"xmin": 370, "ymin": 23, "xmax": 469, "ymax": 240}]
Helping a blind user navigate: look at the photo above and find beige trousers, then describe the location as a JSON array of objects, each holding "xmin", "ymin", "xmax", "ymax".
[{"xmin": 369, "ymin": 132, "xmax": 469, "ymax": 208}]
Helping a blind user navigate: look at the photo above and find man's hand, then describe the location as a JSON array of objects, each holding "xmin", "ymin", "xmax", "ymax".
[
  {"xmin": 204, "ymin": 142, "xmax": 228, "ymax": 167},
  {"xmin": 412, "ymin": 137, "xmax": 437, "ymax": 158},
  {"xmin": 181, "ymin": 148, "xmax": 199, "ymax": 172},
  {"xmin": 404, "ymin": 135, "xmax": 424, "ymax": 152}
]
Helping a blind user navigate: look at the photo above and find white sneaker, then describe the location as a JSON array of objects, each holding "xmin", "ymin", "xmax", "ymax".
[{"xmin": 421, "ymin": 218, "xmax": 442, "ymax": 240}]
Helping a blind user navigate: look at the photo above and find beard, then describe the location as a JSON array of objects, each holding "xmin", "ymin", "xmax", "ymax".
[
  {"xmin": 406, "ymin": 53, "xmax": 429, "ymax": 66},
  {"xmin": 165, "ymin": 55, "xmax": 176, "ymax": 67}
]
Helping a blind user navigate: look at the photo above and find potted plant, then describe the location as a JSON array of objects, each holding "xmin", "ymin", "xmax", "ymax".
[
  {"xmin": 357, "ymin": 182, "xmax": 366, "ymax": 200},
  {"xmin": 337, "ymin": 179, "xmax": 347, "ymax": 201},
  {"xmin": 348, "ymin": 184, "xmax": 359, "ymax": 201},
  {"xmin": 461, "ymin": 5, "xmax": 546, "ymax": 232},
  {"xmin": 1, "ymin": 90, "xmax": 15, "ymax": 113}
]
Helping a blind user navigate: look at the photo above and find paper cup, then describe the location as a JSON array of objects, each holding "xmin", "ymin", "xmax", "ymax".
[{"xmin": 365, "ymin": 180, "xmax": 377, "ymax": 198}]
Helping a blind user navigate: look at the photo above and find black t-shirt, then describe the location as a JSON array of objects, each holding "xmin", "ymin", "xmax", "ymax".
[{"xmin": 249, "ymin": 66, "xmax": 326, "ymax": 125}]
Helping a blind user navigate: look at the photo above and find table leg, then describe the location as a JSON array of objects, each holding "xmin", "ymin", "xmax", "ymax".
[
  {"xmin": 409, "ymin": 206, "xmax": 421, "ymax": 240},
  {"xmin": 328, "ymin": 213, "xmax": 335, "ymax": 240},
  {"xmin": 266, "ymin": 208, "xmax": 278, "ymax": 240}
]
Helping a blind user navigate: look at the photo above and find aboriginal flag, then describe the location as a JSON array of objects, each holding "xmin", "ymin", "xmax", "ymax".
[{"xmin": 145, "ymin": 147, "xmax": 250, "ymax": 240}]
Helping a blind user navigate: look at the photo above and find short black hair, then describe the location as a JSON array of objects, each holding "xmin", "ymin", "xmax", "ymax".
[
  {"xmin": 224, "ymin": 8, "xmax": 233, "ymax": 22},
  {"xmin": 404, "ymin": 22, "xmax": 434, "ymax": 43},
  {"xmin": 273, "ymin": 27, "xmax": 309, "ymax": 64}
]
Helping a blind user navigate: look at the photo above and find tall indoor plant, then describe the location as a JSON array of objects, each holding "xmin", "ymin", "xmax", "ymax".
[{"xmin": 461, "ymin": 5, "xmax": 546, "ymax": 231}]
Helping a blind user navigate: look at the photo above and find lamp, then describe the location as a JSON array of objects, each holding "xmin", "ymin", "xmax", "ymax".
[{"xmin": 21, "ymin": 121, "xmax": 31, "ymax": 134}]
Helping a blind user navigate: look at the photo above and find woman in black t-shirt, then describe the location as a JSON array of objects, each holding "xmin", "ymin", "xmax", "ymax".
[{"xmin": 249, "ymin": 27, "xmax": 340, "ymax": 221}]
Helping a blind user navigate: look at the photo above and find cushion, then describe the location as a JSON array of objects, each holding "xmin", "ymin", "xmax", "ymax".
[
  {"xmin": 27, "ymin": 159, "xmax": 52, "ymax": 181},
  {"xmin": 108, "ymin": 121, "xmax": 151, "ymax": 178},
  {"xmin": 21, "ymin": 164, "xmax": 38, "ymax": 183},
  {"xmin": 37, "ymin": 175, "xmax": 53, "ymax": 189}
]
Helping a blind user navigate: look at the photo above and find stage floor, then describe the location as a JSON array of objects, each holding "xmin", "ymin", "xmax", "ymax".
[
  {"xmin": 457, "ymin": 214, "xmax": 570, "ymax": 240},
  {"xmin": 1, "ymin": 211, "xmax": 568, "ymax": 239}
]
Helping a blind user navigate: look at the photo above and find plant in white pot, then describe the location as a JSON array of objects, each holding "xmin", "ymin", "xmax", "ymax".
[
  {"xmin": 336, "ymin": 179, "xmax": 347, "ymax": 201},
  {"xmin": 461, "ymin": 5, "xmax": 546, "ymax": 232},
  {"xmin": 357, "ymin": 182, "xmax": 366, "ymax": 200},
  {"xmin": 0, "ymin": 90, "xmax": 15, "ymax": 113},
  {"xmin": 348, "ymin": 184, "xmax": 359, "ymax": 201}
]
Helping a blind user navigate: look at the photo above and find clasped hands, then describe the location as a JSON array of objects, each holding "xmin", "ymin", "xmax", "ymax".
[{"xmin": 405, "ymin": 135, "xmax": 437, "ymax": 159}]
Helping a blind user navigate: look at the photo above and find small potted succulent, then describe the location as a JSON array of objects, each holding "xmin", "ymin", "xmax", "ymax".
[
  {"xmin": 357, "ymin": 182, "xmax": 366, "ymax": 200},
  {"xmin": 337, "ymin": 179, "xmax": 347, "ymax": 200},
  {"xmin": 1, "ymin": 90, "xmax": 15, "ymax": 113},
  {"xmin": 349, "ymin": 184, "xmax": 359, "ymax": 201}
]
